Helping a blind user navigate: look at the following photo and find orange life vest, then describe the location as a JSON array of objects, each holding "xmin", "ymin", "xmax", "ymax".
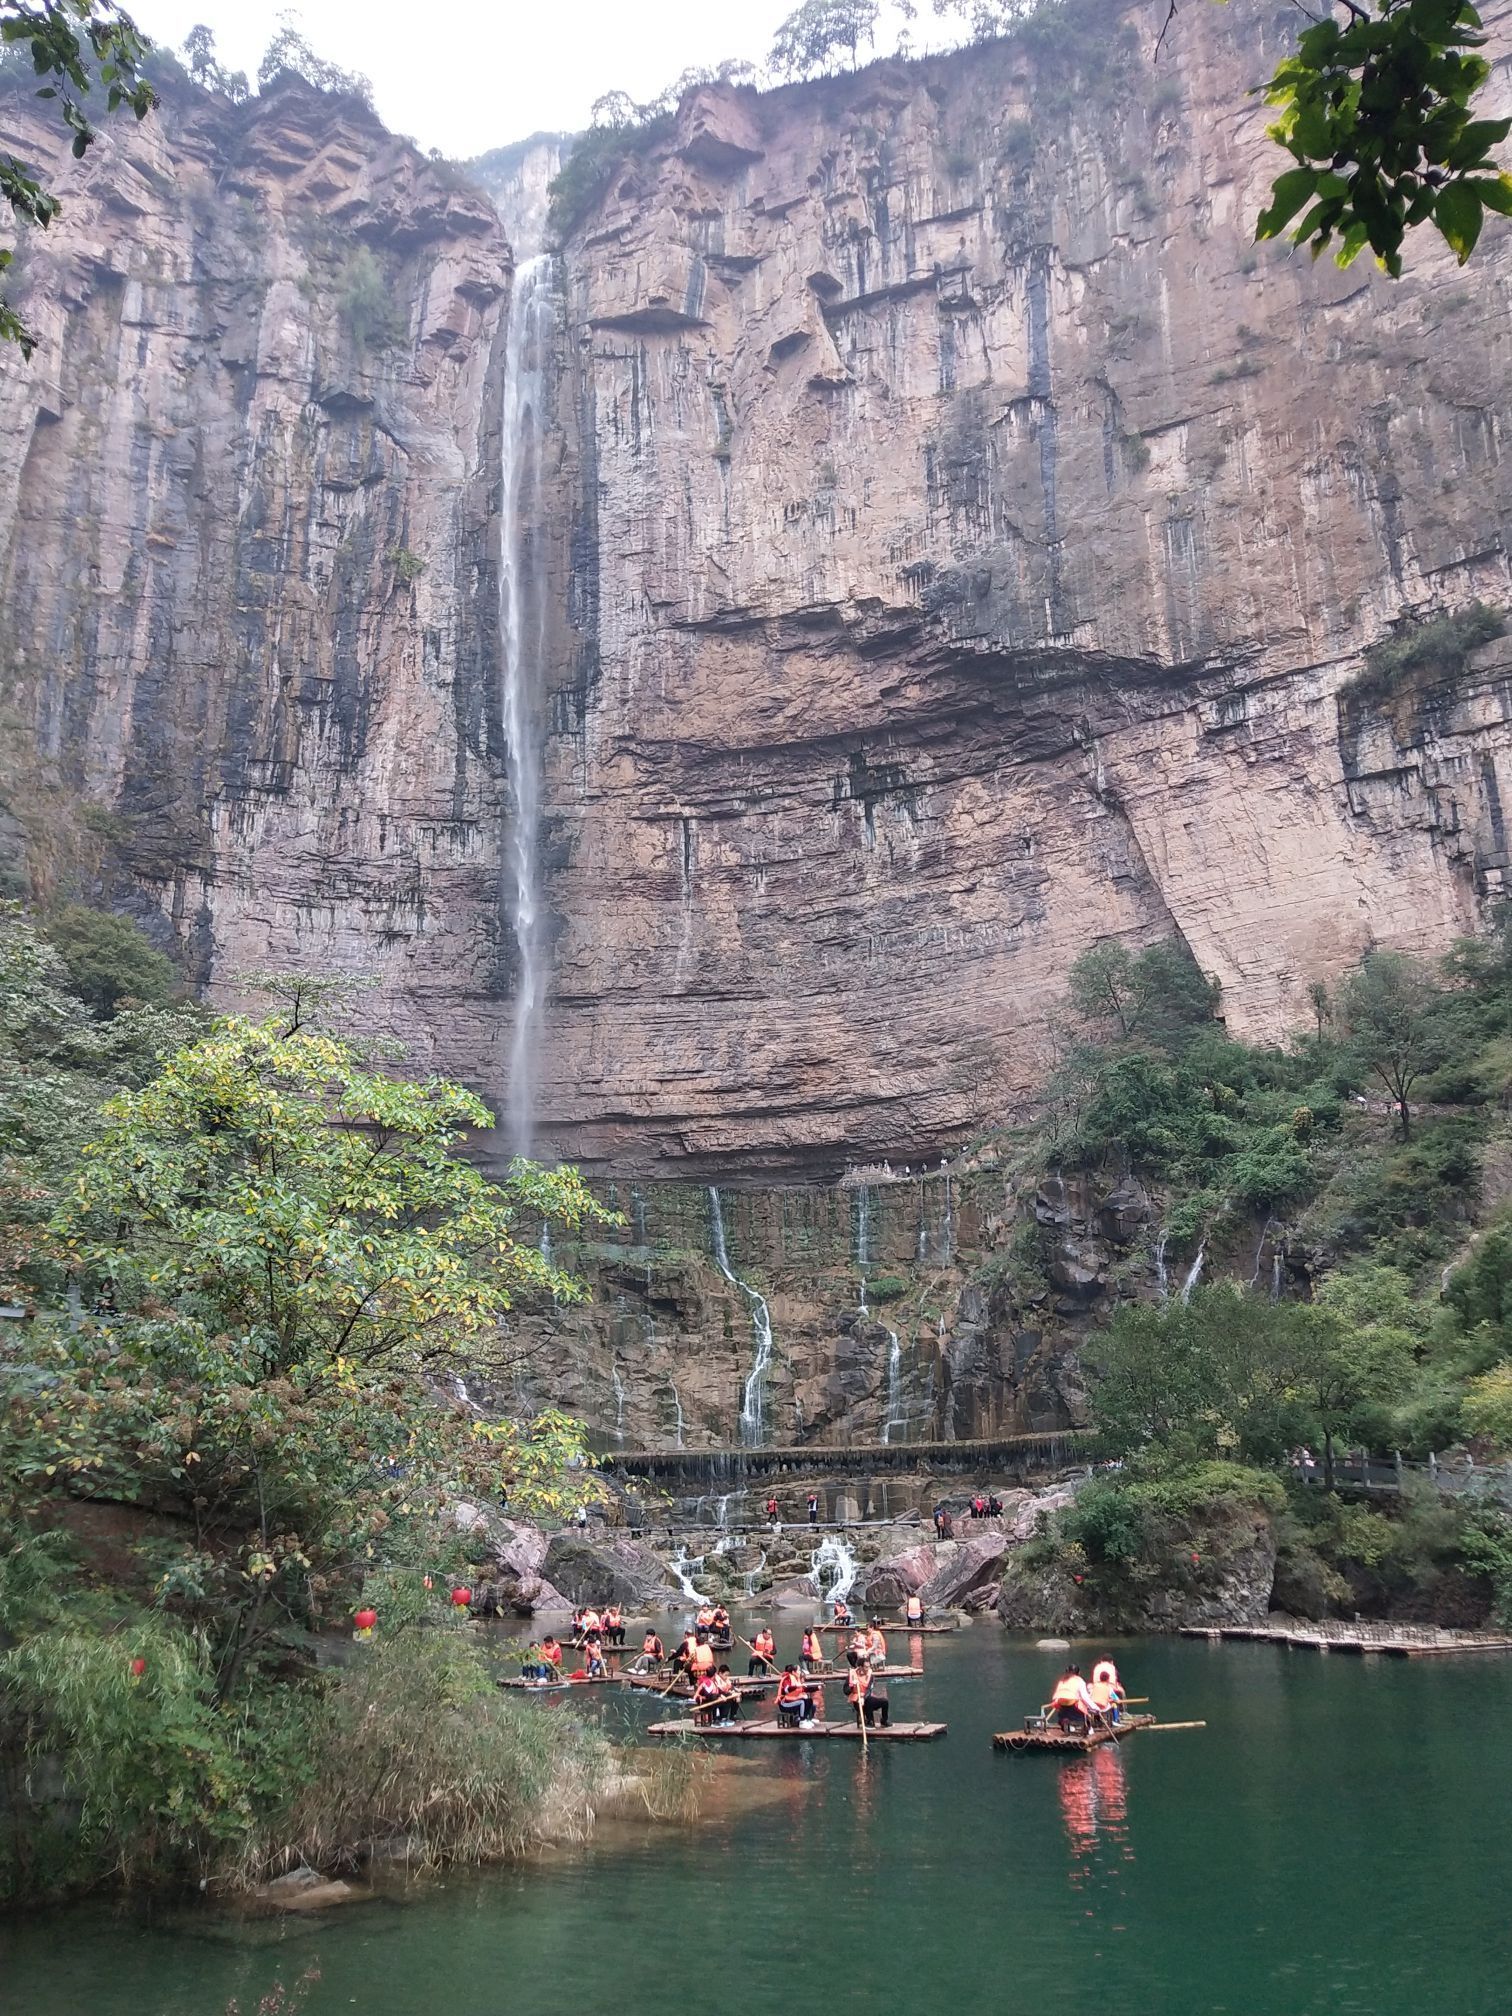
[
  {"xmin": 691, "ymin": 1643, "xmax": 716, "ymax": 1676},
  {"xmin": 1089, "ymin": 1679, "xmax": 1116, "ymax": 1710},
  {"xmin": 1051, "ymin": 1677, "xmax": 1086, "ymax": 1708},
  {"xmin": 777, "ymin": 1672, "xmax": 807, "ymax": 1705}
]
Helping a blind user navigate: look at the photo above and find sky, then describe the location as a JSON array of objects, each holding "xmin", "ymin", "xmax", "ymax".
[{"xmin": 127, "ymin": 1, "xmax": 935, "ymax": 159}]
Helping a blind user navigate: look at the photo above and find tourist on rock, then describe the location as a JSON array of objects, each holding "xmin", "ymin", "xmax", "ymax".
[
  {"xmin": 766, "ymin": 1494, "xmax": 780, "ymax": 1524},
  {"xmin": 808, "ymin": 1491, "xmax": 820, "ymax": 1525}
]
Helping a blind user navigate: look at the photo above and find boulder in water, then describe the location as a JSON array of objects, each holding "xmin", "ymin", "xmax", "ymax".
[
  {"xmin": 542, "ymin": 1532, "xmax": 684, "ymax": 1607},
  {"xmin": 1036, "ymin": 1637, "xmax": 1070, "ymax": 1650}
]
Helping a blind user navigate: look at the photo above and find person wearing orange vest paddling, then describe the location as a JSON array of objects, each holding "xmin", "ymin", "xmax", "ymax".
[
  {"xmin": 748, "ymin": 1624, "xmax": 776, "ymax": 1676},
  {"xmin": 641, "ymin": 1627, "xmax": 665, "ymax": 1664},
  {"xmin": 541, "ymin": 1635, "xmax": 563, "ymax": 1672},
  {"xmin": 672, "ymin": 1628, "xmax": 698, "ymax": 1679},
  {"xmin": 1049, "ymin": 1664, "xmax": 1097, "ymax": 1734},
  {"xmin": 692, "ymin": 1671, "xmax": 723, "ymax": 1724},
  {"xmin": 776, "ymin": 1664, "xmax": 815, "ymax": 1725},
  {"xmin": 713, "ymin": 1665, "xmax": 740, "ymax": 1723},
  {"xmin": 800, "ymin": 1626, "xmax": 825, "ymax": 1674},
  {"xmin": 846, "ymin": 1657, "xmax": 889, "ymax": 1729},
  {"xmin": 689, "ymin": 1632, "xmax": 718, "ymax": 1682}
]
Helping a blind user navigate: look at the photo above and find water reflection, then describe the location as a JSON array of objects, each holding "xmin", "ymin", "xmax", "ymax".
[{"xmin": 1057, "ymin": 1746, "xmax": 1133, "ymax": 1890}]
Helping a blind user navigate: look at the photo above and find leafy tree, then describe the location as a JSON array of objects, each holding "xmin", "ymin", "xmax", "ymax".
[
  {"xmin": 1067, "ymin": 937, "xmax": 1218, "ymax": 1049},
  {"xmin": 1463, "ymin": 1361, "xmax": 1512, "ymax": 1449},
  {"xmin": 180, "ymin": 20, "xmax": 246, "ymax": 100},
  {"xmin": 1284, "ymin": 1276, "xmax": 1420, "ymax": 1485},
  {"xmin": 769, "ymin": 0, "xmax": 880, "ymax": 80},
  {"xmin": 45, "ymin": 903, "xmax": 175, "ymax": 1014},
  {"xmin": 256, "ymin": 11, "xmax": 370, "ymax": 102},
  {"xmin": 1337, "ymin": 949, "xmax": 1449, "ymax": 1138},
  {"xmin": 0, "ymin": 1, "xmax": 155, "ymax": 355},
  {"xmin": 1255, "ymin": 0, "xmax": 1512, "ymax": 275}
]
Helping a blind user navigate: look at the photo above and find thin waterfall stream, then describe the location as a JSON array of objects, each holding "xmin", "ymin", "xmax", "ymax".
[
  {"xmin": 708, "ymin": 1187, "xmax": 774, "ymax": 1446},
  {"xmin": 498, "ymin": 252, "xmax": 557, "ymax": 1159}
]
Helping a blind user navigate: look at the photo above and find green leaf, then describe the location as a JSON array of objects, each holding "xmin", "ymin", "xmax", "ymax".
[
  {"xmin": 1466, "ymin": 173, "xmax": 1512, "ymax": 216},
  {"xmin": 1435, "ymin": 181, "xmax": 1485, "ymax": 261},
  {"xmin": 1256, "ymin": 166, "xmax": 1320, "ymax": 240}
]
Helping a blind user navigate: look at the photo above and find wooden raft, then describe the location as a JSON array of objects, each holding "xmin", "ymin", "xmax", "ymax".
[
  {"xmin": 497, "ymin": 1673, "xmax": 621, "ymax": 1693},
  {"xmin": 623, "ymin": 1674, "xmax": 773, "ymax": 1700},
  {"xmin": 647, "ymin": 1715, "xmax": 947, "ymax": 1742},
  {"xmin": 805, "ymin": 1663, "xmax": 922, "ymax": 1681},
  {"xmin": 994, "ymin": 1713, "xmax": 1156, "ymax": 1755},
  {"xmin": 819, "ymin": 1620, "xmax": 957, "ymax": 1636}
]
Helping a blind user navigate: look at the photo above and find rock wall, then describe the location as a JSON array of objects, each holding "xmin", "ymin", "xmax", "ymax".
[
  {"xmin": 5, "ymin": 3, "xmax": 1512, "ymax": 1202},
  {"xmin": 532, "ymin": 0, "xmax": 1512, "ymax": 1176},
  {"xmin": 0, "ymin": 73, "xmax": 515, "ymax": 1083}
]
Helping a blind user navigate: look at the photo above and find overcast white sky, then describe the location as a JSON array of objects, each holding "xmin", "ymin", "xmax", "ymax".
[{"xmin": 127, "ymin": 2, "xmax": 935, "ymax": 158}]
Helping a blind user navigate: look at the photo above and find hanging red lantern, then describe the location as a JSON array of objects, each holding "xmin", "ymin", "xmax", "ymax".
[
  {"xmin": 450, "ymin": 1585, "xmax": 472, "ymax": 1610},
  {"xmin": 129, "ymin": 1656, "xmax": 147, "ymax": 1678},
  {"xmin": 1073, "ymin": 1574, "xmax": 1085, "ymax": 1586},
  {"xmin": 1191, "ymin": 1552, "xmax": 1201, "ymax": 1566},
  {"xmin": 353, "ymin": 1608, "xmax": 377, "ymax": 1633}
]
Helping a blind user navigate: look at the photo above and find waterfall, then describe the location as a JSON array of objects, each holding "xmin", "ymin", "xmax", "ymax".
[
  {"xmin": 1271, "ymin": 1251, "xmax": 1284, "ymax": 1303},
  {"xmin": 881, "ymin": 1327, "xmax": 906, "ymax": 1443},
  {"xmin": 1154, "ymin": 1231, "xmax": 1169, "ymax": 1302},
  {"xmin": 611, "ymin": 1362, "xmax": 627, "ymax": 1444},
  {"xmin": 498, "ymin": 252, "xmax": 557, "ymax": 1160},
  {"xmin": 808, "ymin": 1534, "xmax": 859, "ymax": 1605},
  {"xmin": 939, "ymin": 1170, "xmax": 954, "ymax": 1265},
  {"xmin": 916, "ymin": 1181, "xmax": 929, "ymax": 1261},
  {"xmin": 670, "ymin": 1544, "xmax": 710, "ymax": 1605},
  {"xmin": 708, "ymin": 1186, "xmax": 775, "ymax": 1446},
  {"xmin": 1180, "ymin": 1240, "xmax": 1206, "ymax": 1304},
  {"xmin": 1249, "ymin": 1219, "xmax": 1272, "ymax": 1288},
  {"xmin": 453, "ymin": 1374, "xmax": 472, "ymax": 1408},
  {"xmin": 669, "ymin": 1381, "xmax": 685, "ymax": 1448},
  {"xmin": 856, "ymin": 1184, "xmax": 872, "ymax": 1308}
]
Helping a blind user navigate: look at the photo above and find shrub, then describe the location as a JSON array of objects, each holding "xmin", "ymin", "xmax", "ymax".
[{"xmin": 1344, "ymin": 601, "xmax": 1506, "ymax": 705}]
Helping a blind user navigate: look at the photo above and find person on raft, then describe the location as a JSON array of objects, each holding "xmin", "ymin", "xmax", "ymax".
[
  {"xmin": 714, "ymin": 1665, "xmax": 740, "ymax": 1721},
  {"xmin": 800, "ymin": 1626, "xmax": 825, "ymax": 1674},
  {"xmin": 521, "ymin": 1642, "xmax": 550, "ymax": 1681},
  {"xmin": 904, "ymin": 1593, "xmax": 925, "ymax": 1626},
  {"xmin": 541, "ymin": 1635, "xmax": 563, "ymax": 1672},
  {"xmin": 846, "ymin": 1657, "xmax": 890, "ymax": 1728},
  {"xmin": 748, "ymin": 1624, "xmax": 776, "ymax": 1676},
  {"xmin": 776, "ymin": 1663, "xmax": 816, "ymax": 1726},
  {"xmin": 1089, "ymin": 1658, "xmax": 1125, "ymax": 1726},
  {"xmin": 1048, "ymin": 1664, "xmax": 1097, "ymax": 1733},
  {"xmin": 604, "ymin": 1604, "xmax": 625, "ymax": 1647},
  {"xmin": 689, "ymin": 1631, "xmax": 718, "ymax": 1683},
  {"xmin": 832, "ymin": 1595, "xmax": 853, "ymax": 1628},
  {"xmin": 641, "ymin": 1627, "xmax": 665, "ymax": 1667},
  {"xmin": 711, "ymin": 1603, "xmax": 731, "ymax": 1640},
  {"xmin": 865, "ymin": 1618, "xmax": 888, "ymax": 1666}
]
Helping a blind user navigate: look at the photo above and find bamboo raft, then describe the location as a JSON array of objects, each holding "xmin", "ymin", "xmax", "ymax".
[
  {"xmin": 1180, "ymin": 1623, "xmax": 1512, "ymax": 1658},
  {"xmin": 623, "ymin": 1674, "xmax": 773, "ymax": 1700},
  {"xmin": 804, "ymin": 1663, "xmax": 923, "ymax": 1681},
  {"xmin": 497, "ymin": 1673, "xmax": 621, "ymax": 1692},
  {"xmin": 648, "ymin": 1716, "xmax": 947, "ymax": 1742},
  {"xmin": 994, "ymin": 1712, "xmax": 1157, "ymax": 1754},
  {"xmin": 818, "ymin": 1621, "xmax": 958, "ymax": 1636}
]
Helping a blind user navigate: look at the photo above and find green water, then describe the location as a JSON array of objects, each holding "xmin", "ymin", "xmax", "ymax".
[{"xmin": 4, "ymin": 1629, "xmax": 1508, "ymax": 2016}]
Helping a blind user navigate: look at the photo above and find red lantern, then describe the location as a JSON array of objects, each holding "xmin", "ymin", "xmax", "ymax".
[
  {"xmin": 450, "ymin": 1585, "xmax": 472, "ymax": 1610},
  {"xmin": 1073, "ymin": 1574, "xmax": 1085, "ymax": 1586},
  {"xmin": 1191, "ymin": 1552, "xmax": 1201, "ymax": 1566},
  {"xmin": 129, "ymin": 1656, "xmax": 147, "ymax": 1678},
  {"xmin": 354, "ymin": 1608, "xmax": 377, "ymax": 1632}
]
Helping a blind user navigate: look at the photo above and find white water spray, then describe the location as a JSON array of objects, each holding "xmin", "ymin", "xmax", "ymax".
[
  {"xmin": 670, "ymin": 1544, "xmax": 711, "ymax": 1605},
  {"xmin": 708, "ymin": 1187, "xmax": 775, "ymax": 1446},
  {"xmin": 1180, "ymin": 1239, "xmax": 1206, "ymax": 1304},
  {"xmin": 809, "ymin": 1534, "xmax": 859, "ymax": 1605},
  {"xmin": 881, "ymin": 1327, "xmax": 907, "ymax": 1443},
  {"xmin": 611, "ymin": 1361, "xmax": 627, "ymax": 1444},
  {"xmin": 498, "ymin": 253, "xmax": 557, "ymax": 1160},
  {"xmin": 669, "ymin": 1382, "xmax": 685, "ymax": 1448},
  {"xmin": 1154, "ymin": 1231, "xmax": 1169, "ymax": 1302}
]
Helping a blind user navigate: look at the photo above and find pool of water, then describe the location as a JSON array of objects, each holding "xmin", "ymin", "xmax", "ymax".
[{"xmin": 4, "ymin": 1625, "xmax": 1507, "ymax": 2016}]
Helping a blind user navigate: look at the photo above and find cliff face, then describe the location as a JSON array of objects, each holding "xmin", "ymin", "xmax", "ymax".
[
  {"xmin": 0, "ymin": 74, "xmax": 513, "ymax": 1079},
  {"xmin": 534, "ymin": 0, "xmax": 1512, "ymax": 1176},
  {"xmin": 3, "ymin": 3, "xmax": 1512, "ymax": 1206}
]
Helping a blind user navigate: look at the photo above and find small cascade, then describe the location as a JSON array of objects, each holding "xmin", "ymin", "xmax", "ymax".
[
  {"xmin": 453, "ymin": 1374, "xmax": 472, "ymax": 1408},
  {"xmin": 631, "ymin": 1184, "xmax": 649, "ymax": 1248},
  {"xmin": 881, "ymin": 1327, "xmax": 907, "ymax": 1444},
  {"xmin": 669, "ymin": 1544, "xmax": 711, "ymax": 1605},
  {"xmin": 610, "ymin": 1361, "xmax": 627, "ymax": 1444},
  {"xmin": 916, "ymin": 1181, "xmax": 930, "ymax": 1261},
  {"xmin": 1249, "ymin": 1219, "xmax": 1273, "ymax": 1289},
  {"xmin": 498, "ymin": 251, "xmax": 558, "ymax": 1160},
  {"xmin": 739, "ymin": 1549, "xmax": 768, "ymax": 1600},
  {"xmin": 855, "ymin": 1184, "xmax": 872, "ymax": 1309},
  {"xmin": 668, "ymin": 1381, "xmax": 685, "ymax": 1448},
  {"xmin": 1180, "ymin": 1240, "xmax": 1206, "ymax": 1305},
  {"xmin": 808, "ymin": 1534, "xmax": 858, "ymax": 1606},
  {"xmin": 1271, "ymin": 1251, "xmax": 1284, "ymax": 1303},
  {"xmin": 708, "ymin": 1187, "xmax": 775, "ymax": 1446},
  {"xmin": 938, "ymin": 1169, "xmax": 955, "ymax": 1265},
  {"xmin": 539, "ymin": 1222, "xmax": 552, "ymax": 1267},
  {"xmin": 1154, "ymin": 1232, "xmax": 1169, "ymax": 1302}
]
